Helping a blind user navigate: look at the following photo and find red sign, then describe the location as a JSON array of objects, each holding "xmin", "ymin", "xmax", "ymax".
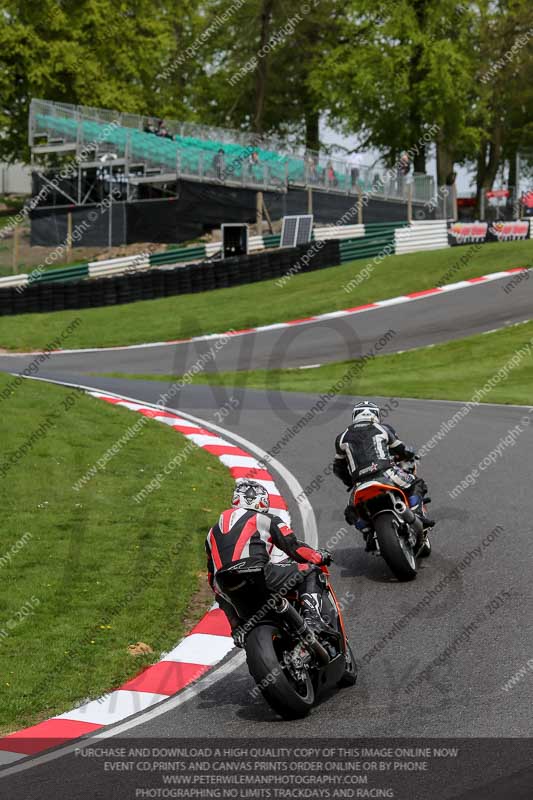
[
  {"xmin": 448, "ymin": 222, "xmax": 488, "ymax": 243},
  {"xmin": 489, "ymin": 221, "xmax": 530, "ymax": 241},
  {"xmin": 486, "ymin": 189, "xmax": 509, "ymax": 199}
]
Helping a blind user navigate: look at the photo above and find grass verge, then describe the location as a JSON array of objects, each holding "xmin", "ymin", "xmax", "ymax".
[
  {"xmin": 0, "ymin": 375, "xmax": 233, "ymax": 735},
  {"xmin": 98, "ymin": 321, "xmax": 533, "ymax": 406},
  {"xmin": 0, "ymin": 239, "xmax": 531, "ymax": 351}
]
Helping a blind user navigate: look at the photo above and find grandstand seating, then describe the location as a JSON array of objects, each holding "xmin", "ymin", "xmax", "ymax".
[
  {"xmin": 30, "ymin": 99, "xmax": 435, "ymax": 202},
  {"xmin": 33, "ymin": 108, "xmax": 301, "ymax": 190}
]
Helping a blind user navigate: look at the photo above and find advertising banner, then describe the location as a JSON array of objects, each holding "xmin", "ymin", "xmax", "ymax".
[{"xmin": 448, "ymin": 220, "xmax": 530, "ymax": 245}]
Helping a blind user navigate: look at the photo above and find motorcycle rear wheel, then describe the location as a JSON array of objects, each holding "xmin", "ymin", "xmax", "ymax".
[
  {"xmin": 374, "ymin": 512, "xmax": 417, "ymax": 581},
  {"xmin": 246, "ymin": 624, "xmax": 315, "ymax": 719}
]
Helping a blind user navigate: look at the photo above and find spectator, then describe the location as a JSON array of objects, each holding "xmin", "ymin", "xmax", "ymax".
[
  {"xmin": 326, "ymin": 160, "xmax": 338, "ymax": 188},
  {"xmin": 311, "ymin": 155, "xmax": 320, "ymax": 183},
  {"xmin": 350, "ymin": 154, "xmax": 361, "ymax": 190},
  {"xmin": 244, "ymin": 150, "xmax": 260, "ymax": 182},
  {"xmin": 213, "ymin": 148, "xmax": 225, "ymax": 181},
  {"xmin": 396, "ymin": 151, "xmax": 410, "ymax": 196},
  {"xmin": 372, "ymin": 172, "xmax": 384, "ymax": 194},
  {"xmin": 155, "ymin": 120, "xmax": 173, "ymax": 139},
  {"xmin": 248, "ymin": 150, "xmax": 260, "ymax": 173},
  {"xmin": 304, "ymin": 152, "xmax": 318, "ymax": 184}
]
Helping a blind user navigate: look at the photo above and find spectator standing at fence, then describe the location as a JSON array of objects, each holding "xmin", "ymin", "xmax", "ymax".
[
  {"xmin": 305, "ymin": 152, "xmax": 318, "ymax": 184},
  {"xmin": 244, "ymin": 150, "xmax": 260, "ymax": 182},
  {"xmin": 350, "ymin": 154, "xmax": 361, "ymax": 190},
  {"xmin": 396, "ymin": 151, "xmax": 410, "ymax": 197},
  {"xmin": 214, "ymin": 149, "xmax": 225, "ymax": 181},
  {"xmin": 372, "ymin": 172, "xmax": 383, "ymax": 194},
  {"xmin": 326, "ymin": 160, "xmax": 338, "ymax": 188},
  {"xmin": 249, "ymin": 150, "xmax": 260, "ymax": 171}
]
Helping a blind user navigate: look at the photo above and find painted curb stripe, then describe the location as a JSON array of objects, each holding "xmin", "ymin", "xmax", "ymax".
[
  {"xmin": 57, "ymin": 690, "xmax": 170, "ymax": 726},
  {"xmin": 3, "ymin": 266, "xmax": 526, "ymax": 357},
  {"xmin": 0, "ymin": 393, "xmax": 290, "ymax": 762},
  {"xmin": 119, "ymin": 661, "xmax": 211, "ymax": 695},
  {"xmin": 0, "ymin": 720, "xmax": 103, "ymax": 756}
]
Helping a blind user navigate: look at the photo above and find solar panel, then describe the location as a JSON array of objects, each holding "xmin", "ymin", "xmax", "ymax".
[
  {"xmin": 295, "ymin": 215, "xmax": 313, "ymax": 245},
  {"xmin": 280, "ymin": 215, "xmax": 314, "ymax": 247}
]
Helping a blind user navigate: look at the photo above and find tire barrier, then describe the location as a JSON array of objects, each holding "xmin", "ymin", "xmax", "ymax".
[
  {"xmin": 0, "ymin": 239, "xmax": 341, "ymax": 317},
  {"xmin": 4, "ymin": 220, "xmax": 438, "ymax": 293}
]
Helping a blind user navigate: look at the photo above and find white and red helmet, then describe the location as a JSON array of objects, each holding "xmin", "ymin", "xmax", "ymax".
[
  {"xmin": 352, "ymin": 400, "xmax": 381, "ymax": 424},
  {"xmin": 232, "ymin": 480, "xmax": 270, "ymax": 512}
]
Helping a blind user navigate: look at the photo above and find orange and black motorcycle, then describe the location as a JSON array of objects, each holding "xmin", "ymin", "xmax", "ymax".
[
  {"xmin": 348, "ymin": 456, "xmax": 432, "ymax": 581},
  {"xmin": 216, "ymin": 556, "xmax": 357, "ymax": 719}
]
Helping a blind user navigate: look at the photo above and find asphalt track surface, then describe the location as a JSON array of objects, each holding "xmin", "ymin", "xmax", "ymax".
[
  {"xmin": 1, "ymin": 371, "xmax": 533, "ymax": 798},
  {"xmin": 1, "ymin": 274, "xmax": 533, "ymax": 798},
  {"xmin": 0, "ymin": 273, "xmax": 532, "ymax": 376}
]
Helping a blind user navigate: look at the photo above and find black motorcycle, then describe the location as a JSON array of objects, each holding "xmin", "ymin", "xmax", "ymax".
[{"xmin": 216, "ymin": 558, "xmax": 357, "ymax": 719}]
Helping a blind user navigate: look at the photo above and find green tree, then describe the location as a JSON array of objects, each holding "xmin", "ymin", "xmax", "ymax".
[
  {"xmin": 310, "ymin": 0, "xmax": 481, "ymax": 180},
  {"xmin": 0, "ymin": 0, "xmax": 174, "ymax": 162},
  {"xmin": 472, "ymin": 0, "xmax": 533, "ymax": 200},
  {"xmin": 185, "ymin": 0, "xmax": 344, "ymax": 148}
]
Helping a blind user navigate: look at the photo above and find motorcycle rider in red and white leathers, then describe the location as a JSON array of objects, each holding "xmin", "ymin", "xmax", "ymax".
[{"xmin": 206, "ymin": 481, "xmax": 331, "ymax": 646}]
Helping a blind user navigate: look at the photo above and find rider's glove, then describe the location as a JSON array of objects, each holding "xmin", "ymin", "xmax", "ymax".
[
  {"xmin": 317, "ymin": 549, "xmax": 332, "ymax": 566},
  {"xmin": 232, "ymin": 627, "xmax": 245, "ymax": 649}
]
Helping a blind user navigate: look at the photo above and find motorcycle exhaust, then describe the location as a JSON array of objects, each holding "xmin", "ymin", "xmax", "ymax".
[
  {"xmin": 274, "ymin": 598, "xmax": 330, "ymax": 666},
  {"xmin": 394, "ymin": 501, "xmax": 423, "ymax": 535}
]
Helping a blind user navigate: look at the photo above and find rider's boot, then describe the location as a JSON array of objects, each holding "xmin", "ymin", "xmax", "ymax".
[
  {"xmin": 300, "ymin": 592, "xmax": 329, "ymax": 633},
  {"xmin": 409, "ymin": 494, "xmax": 435, "ymax": 528},
  {"xmin": 355, "ymin": 519, "xmax": 377, "ymax": 552}
]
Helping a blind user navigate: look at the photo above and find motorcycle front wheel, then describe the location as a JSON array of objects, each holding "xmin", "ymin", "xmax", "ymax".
[
  {"xmin": 374, "ymin": 511, "xmax": 417, "ymax": 581},
  {"xmin": 245, "ymin": 624, "xmax": 315, "ymax": 719}
]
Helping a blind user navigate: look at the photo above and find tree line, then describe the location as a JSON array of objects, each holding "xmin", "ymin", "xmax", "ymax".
[{"xmin": 0, "ymin": 0, "xmax": 531, "ymax": 198}]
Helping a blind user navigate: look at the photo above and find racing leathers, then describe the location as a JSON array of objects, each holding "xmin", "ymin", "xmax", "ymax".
[
  {"xmin": 333, "ymin": 420, "xmax": 430, "ymax": 526},
  {"xmin": 205, "ymin": 507, "xmax": 328, "ymax": 640}
]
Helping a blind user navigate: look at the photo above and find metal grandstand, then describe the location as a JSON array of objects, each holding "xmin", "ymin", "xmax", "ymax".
[{"xmin": 29, "ymin": 98, "xmax": 435, "ymax": 205}]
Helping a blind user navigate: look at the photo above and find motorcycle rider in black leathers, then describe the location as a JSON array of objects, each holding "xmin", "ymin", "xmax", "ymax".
[
  {"xmin": 334, "ymin": 401, "xmax": 435, "ymax": 538},
  {"xmin": 206, "ymin": 480, "xmax": 331, "ymax": 646}
]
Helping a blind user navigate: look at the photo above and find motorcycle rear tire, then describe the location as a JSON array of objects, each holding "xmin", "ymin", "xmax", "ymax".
[
  {"xmin": 374, "ymin": 512, "xmax": 417, "ymax": 582},
  {"xmin": 245, "ymin": 624, "xmax": 315, "ymax": 719}
]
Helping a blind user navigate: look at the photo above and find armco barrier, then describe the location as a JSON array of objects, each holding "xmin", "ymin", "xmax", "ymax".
[
  {"xmin": 35, "ymin": 264, "xmax": 90, "ymax": 284},
  {"xmin": 395, "ymin": 220, "xmax": 449, "ymax": 254},
  {"xmin": 0, "ymin": 222, "xmax": 403, "ymax": 292},
  {"xmin": 0, "ymin": 240, "xmax": 341, "ymax": 316},
  {"xmin": 2, "ymin": 218, "xmax": 525, "ymax": 314}
]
